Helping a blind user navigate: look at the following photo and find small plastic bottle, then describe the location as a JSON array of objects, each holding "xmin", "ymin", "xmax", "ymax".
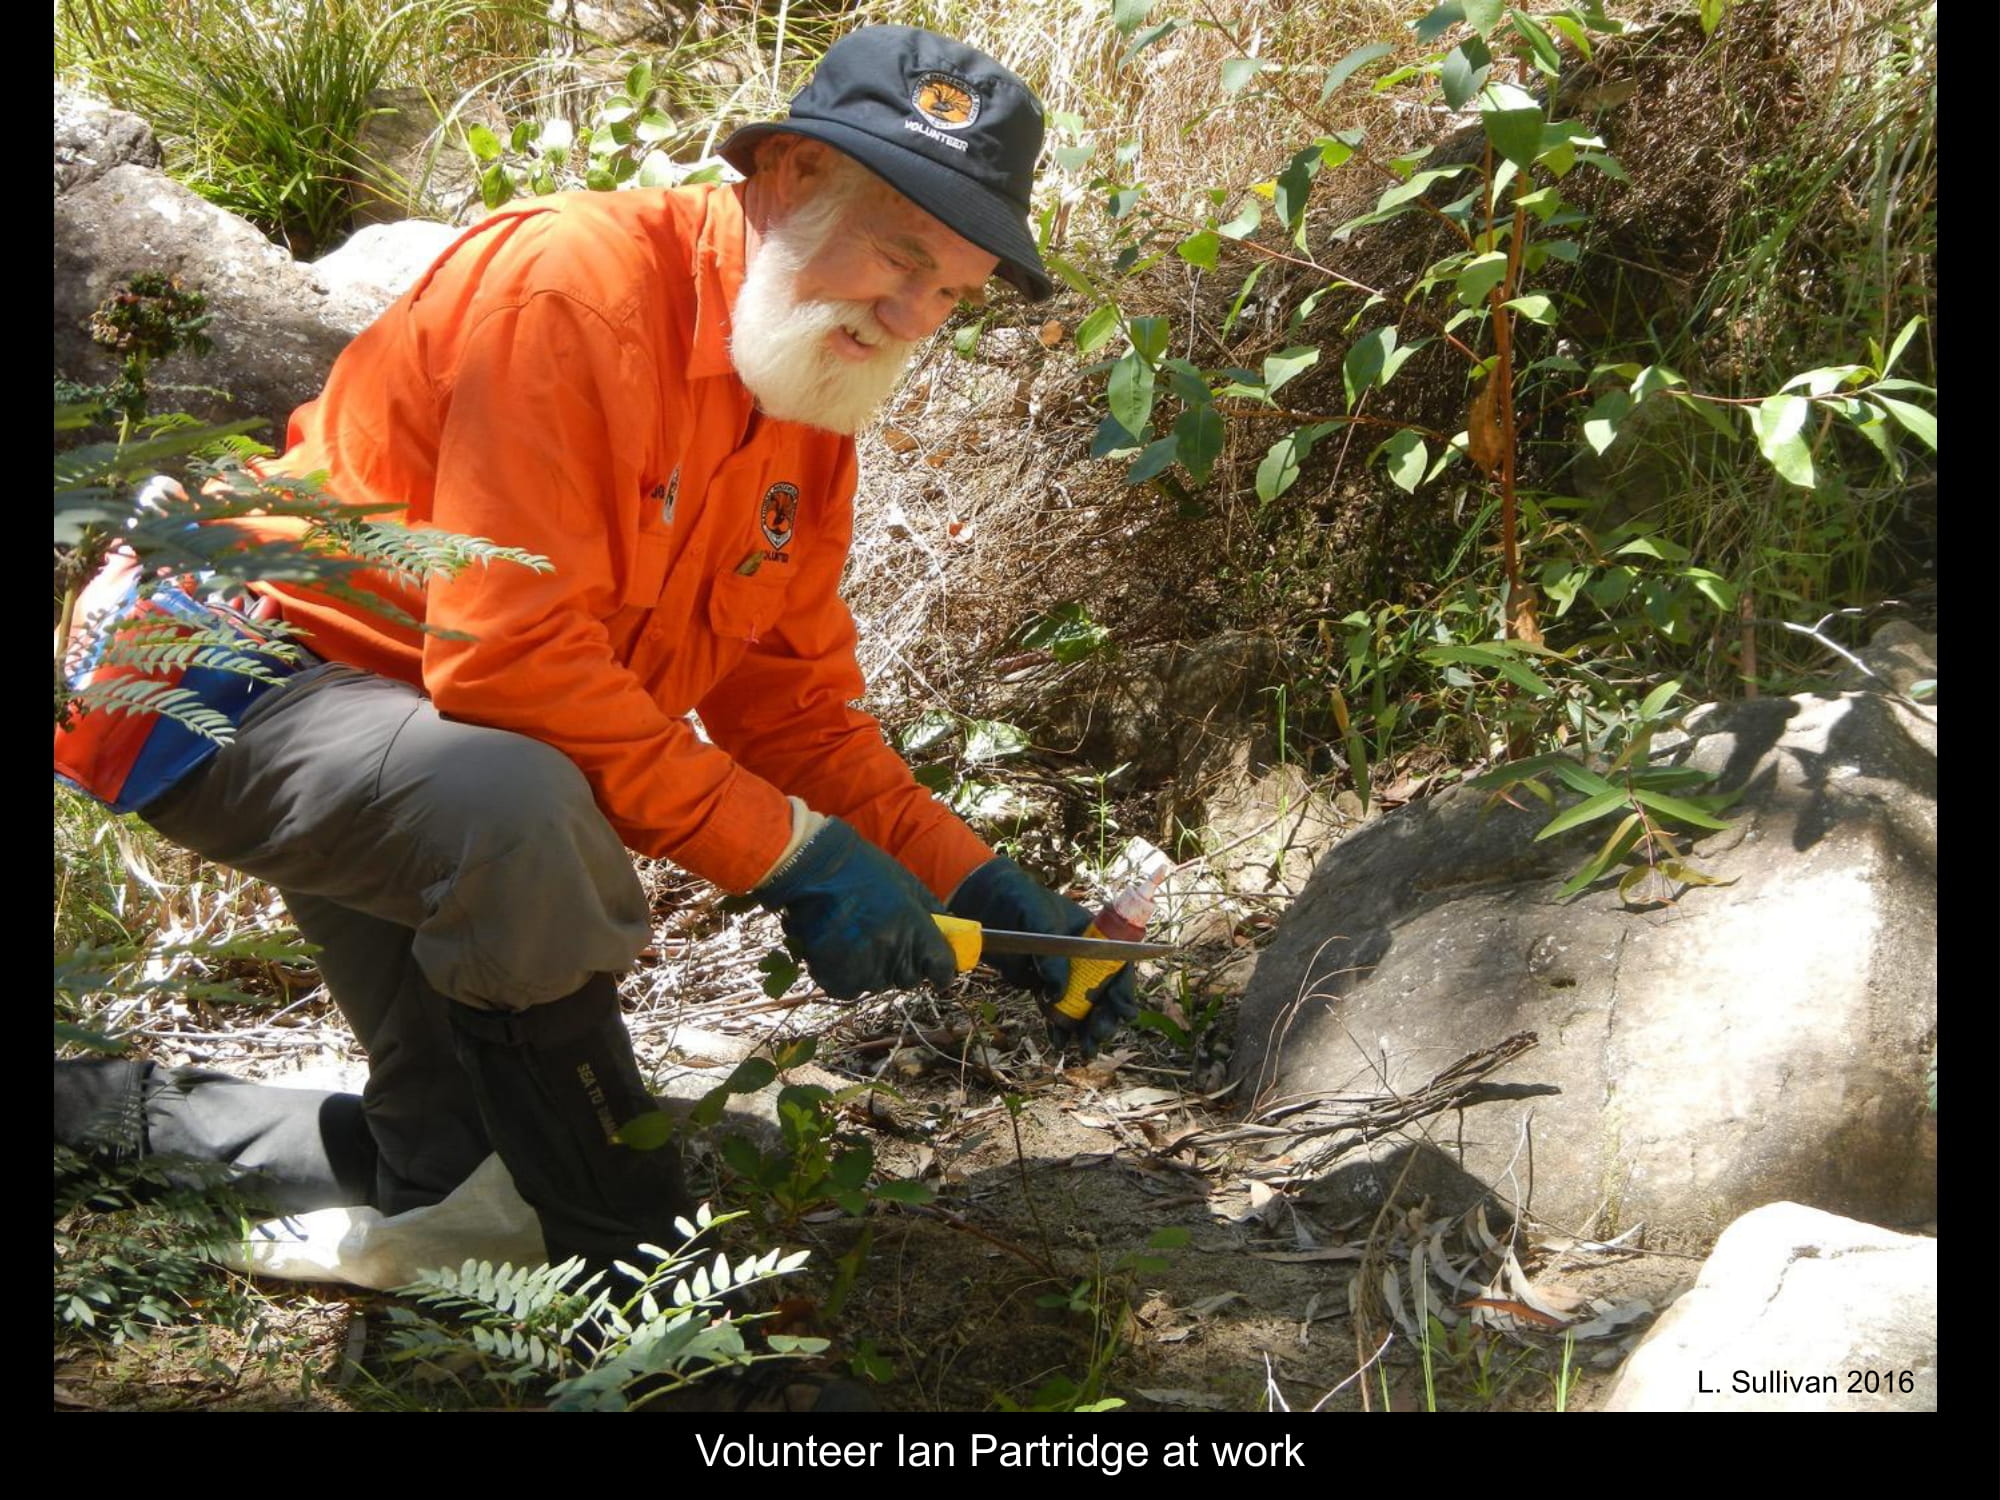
[{"xmin": 1054, "ymin": 848, "xmax": 1175, "ymax": 1023}]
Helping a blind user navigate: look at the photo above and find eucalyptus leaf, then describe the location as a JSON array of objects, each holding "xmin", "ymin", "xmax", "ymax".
[
  {"xmin": 1126, "ymin": 435, "xmax": 1180, "ymax": 484},
  {"xmin": 1177, "ymin": 229, "xmax": 1221, "ymax": 270},
  {"xmin": 1219, "ymin": 199, "xmax": 1262, "ymax": 239},
  {"xmin": 1317, "ymin": 134, "xmax": 1358, "ymax": 169},
  {"xmin": 1629, "ymin": 787, "xmax": 1734, "ymax": 831},
  {"xmin": 1255, "ymin": 427, "xmax": 1319, "ymax": 504},
  {"xmin": 1090, "ymin": 414, "xmax": 1145, "ymax": 459},
  {"xmin": 1112, "ymin": 0, "xmax": 1153, "ymax": 36},
  {"xmin": 1485, "ymin": 108, "xmax": 1547, "ymax": 173},
  {"xmin": 1580, "ymin": 389, "xmax": 1630, "ymax": 454},
  {"xmin": 1263, "ymin": 346, "xmax": 1321, "ymax": 396},
  {"xmin": 1883, "ymin": 315, "xmax": 1924, "ymax": 375},
  {"xmin": 1377, "ymin": 167, "xmax": 1466, "ymax": 213},
  {"xmin": 1684, "ymin": 569, "xmax": 1736, "ymax": 612},
  {"xmin": 1380, "ymin": 430, "xmax": 1428, "ymax": 492},
  {"xmin": 1510, "ymin": 10, "xmax": 1564, "ymax": 74},
  {"xmin": 1613, "ymin": 532, "xmax": 1689, "ymax": 560},
  {"xmin": 1779, "ymin": 364, "xmax": 1868, "ymax": 396},
  {"xmin": 1441, "ymin": 38, "xmax": 1493, "ymax": 109},
  {"xmin": 1537, "ymin": 788, "xmax": 1630, "ymax": 840},
  {"xmin": 1875, "ymin": 395, "xmax": 1936, "ymax": 451},
  {"xmin": 1076, "ymin": 303, "xmax": 1120, "ymax": 355},
  {"xmin": 1636, "ymin": 679, "xmax": 1684, "ymax": 720},
  {"xmin": 1119, "ymin": 19, "xmax": 1182, "ymax": 65},
  {"xmin": 1554, "ymin": 813, "xmax": 1643, "ymax": 899},
  {"xmin": 1630, "ymin": 364, "xmax": 1685, "ymax": 402},
  {"xmin": 1161, "ymin": 358, "xmax": 1209, "ymax": 408},
  {"xmin": 1551, "ymin": 760, "xmax": 1617, "ymax": 798},
  {"xmin": 1413, "ymin": 2, "xmax": 1467, "ymax": 44},
  {"xmin": 1657, "ymin": 860, "xmax": 1736, "ymax": 889},
  {"xmin": 723, "ymin": 1057, "xmax": 777, "ymax": 1094},
  {"xmin": 613, "ymin": 1110, "xmax": 676, "ymax": 1151},
  {"xmin": 1220, "ymin": 57, "xmax": 1266, "ymax": 96},
  {"xmin": 1456, "ymin": 251, "xmax": 1510, "ymax": 307},
  {"xmin": 1108, "ymin": 351, "xmax": 1157, "ymax": 438},
  {"xmin": 1577, "ymin": 149, "xmax": 1628, "ymax": 181},
  {"xmin": 1276, "ymin": 145, "xmax": 1321, "ymax": 241},
  {"xmin": 1174, "ymin": 403, "xmax": 1224, "ymax": 485},
  {"xmin": 1129, "ymin": 316, "xmax": 1171, "ymax": 363},
  {"xmin": 1343, "ymin": 326, "xmax": 1397, "ymax": 407},
  {"xmin": 1751, "ymin": 393, "xmax": 1816, "ymax": 487},
  {"xmin": 1046, "ymin": 252, "xmax": 1099, "ymax": 299},
  {"xmin": 1545, "ymin": 11, "xmax": 1592, "ymax": 55},
  {"xmin": 1322, "ymin": 41, "xmax": 1395, "ymax": 99},
  {"xmin": 1421, "ymin": 644, "xmax": 1552, "ymax": 697},
  {"xmin": 1848, "ymin": 408, "xmax": 1902, "ymax": 470}
]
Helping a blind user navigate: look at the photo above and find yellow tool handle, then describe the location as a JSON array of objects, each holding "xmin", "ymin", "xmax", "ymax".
[
  {"xmin": 931, "ymin": 915, "xmax": 1122, "ymax": 1022},
  {"xmin": 1054, "ymin": 931, "xmax": 1121, "ymax": 1021},
  {"xmin": 933, "ymin": 913, "xmax": 985, "ymax": 973}
]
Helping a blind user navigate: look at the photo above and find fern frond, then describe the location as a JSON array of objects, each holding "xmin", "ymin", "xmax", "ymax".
[
  {"xmin": 54, "ymin": 420, "xmax": 266, "ymax": 489},
  {"xmin": 97, "ymin": 634, "xmax": 303, "ymax": 682},
  {"xmin": 316, "ymin": 519, "xmax": 553, "ymax": 583},
  {"xmin": 67, "ymin": 678, "xmax": 237, "ymax": 741}
]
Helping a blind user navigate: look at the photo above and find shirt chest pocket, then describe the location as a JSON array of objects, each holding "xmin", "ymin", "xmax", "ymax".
[
  {"xmin": 620, "ymin": 467, "xmax": 685, "ymax": 610},
  {"xmin": 706, "ymin": 562, "xmax": 796, "ymax": 643}
]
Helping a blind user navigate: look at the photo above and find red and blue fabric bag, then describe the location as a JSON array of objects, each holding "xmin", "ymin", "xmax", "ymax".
[{"xmin": 55, "ymin": 541, "xmax": 304, "ymax": 814}]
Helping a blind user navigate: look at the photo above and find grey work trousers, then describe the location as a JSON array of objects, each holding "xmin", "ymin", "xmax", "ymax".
[{"xmin": 140, "ymin": 664, "xmax": 654, "ymax": 1213}]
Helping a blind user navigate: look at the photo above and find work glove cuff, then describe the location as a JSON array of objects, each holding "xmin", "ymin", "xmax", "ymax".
[{"xmin": 754, "ymin": 817, "xmax": 956, "ymax": 999}]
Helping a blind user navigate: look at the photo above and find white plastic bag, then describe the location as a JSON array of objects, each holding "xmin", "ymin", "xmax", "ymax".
[{"xmin": 221, "ymin": 1153, "xmax": 544, "ymax": 1290}]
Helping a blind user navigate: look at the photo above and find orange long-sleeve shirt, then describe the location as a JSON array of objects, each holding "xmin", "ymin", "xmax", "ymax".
[{"xmin": 255, "ymin": 183, "xmax": 992, "ymax": 897}]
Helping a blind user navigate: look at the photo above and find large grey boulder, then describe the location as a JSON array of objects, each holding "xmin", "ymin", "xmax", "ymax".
[
  {"xmin": 308, "ymin": 221, "xmax": 463, "ymax": 308},
  {"xmin": 54, "ymin": 84, "xmax": 160, "ymax": 196},
  {"xmin": 1602, "ymin": 1202, "xmax": 1936, "ymax": 1411},
  {"xmin": 54, "ymin": 163, "xmax": 454, "ymax": 435},
  {"xmin": 1233, "ymin": 671, "xmax": 1936, "ymax": 1249}
]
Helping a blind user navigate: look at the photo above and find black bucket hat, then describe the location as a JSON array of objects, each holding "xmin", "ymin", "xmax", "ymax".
[{"xmin": 720, "ymin": 25, "xmax": 1054, "ymax": 302}]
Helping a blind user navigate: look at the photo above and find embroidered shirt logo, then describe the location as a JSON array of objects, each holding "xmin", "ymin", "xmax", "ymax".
[
  {"xmin": 912, "ymin": 73, "xmax": 979, "ymax": 130},
  {"xmin": 759, "ymin": 481, "xmax": 799, "ymax": 554}
]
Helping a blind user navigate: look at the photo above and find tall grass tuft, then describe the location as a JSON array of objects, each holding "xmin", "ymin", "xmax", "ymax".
[{"xmin": 56, "ymin": 0, "xmax": 547, "ymax": 254}]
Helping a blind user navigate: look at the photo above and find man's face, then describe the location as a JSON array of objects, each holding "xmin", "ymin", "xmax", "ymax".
[{"xmin": 731, "ymin": 159, "xmax": 999, "ymax": 436}]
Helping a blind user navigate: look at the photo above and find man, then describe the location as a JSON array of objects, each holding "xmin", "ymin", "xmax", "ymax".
[{"xmin": 55, "ymin": 26, "xmax": 1135, "ymax": 1306}]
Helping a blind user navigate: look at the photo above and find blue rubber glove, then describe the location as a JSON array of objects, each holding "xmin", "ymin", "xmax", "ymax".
[
  {"xmin": 756, "ymin": 818, "xmax": 957, "ymax": 1000},
  {"xmin": 947, "ymin": 857, "xmax": 1140, "ymax": 1057}
]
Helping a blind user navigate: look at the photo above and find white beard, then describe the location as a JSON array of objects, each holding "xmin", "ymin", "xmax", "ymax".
[{"xmin": 730, "ymin": 211, "xmax": 917, "ymax": 437}]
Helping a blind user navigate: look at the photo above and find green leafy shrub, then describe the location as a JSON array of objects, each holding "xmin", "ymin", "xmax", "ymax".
[
  {"xmin": 384, "ymin": 1204, "xmax": 828, "ymax": 1411},
  {"xmin": 1039, "ymin": 0, "xmax": 1934, "ymax": 817},
  {"xmin": 684, "ymin": 1037, "xmax": 935, "ymax": 1229},
  {"xmin": 54, "ymin": 1147, "xmax": 273, "ymax": 1352}
]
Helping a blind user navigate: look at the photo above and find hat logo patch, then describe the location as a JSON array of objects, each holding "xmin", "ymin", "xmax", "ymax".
[
  {"xmin": 912, "ymin": 72, "xmax": 979, "ymax": 130},
  {"xmin": 760, "ymin": 482, "xmax": 799, "ymax": 552}
]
